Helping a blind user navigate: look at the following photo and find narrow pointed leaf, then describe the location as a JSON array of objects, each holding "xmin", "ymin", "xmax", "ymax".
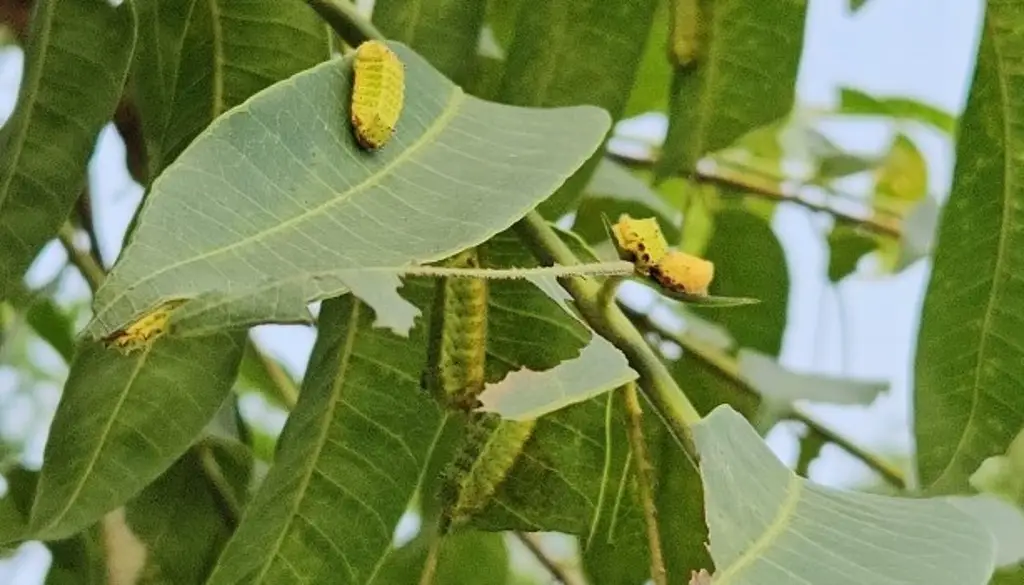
[
  {"xmin": 132, "ymin": 0, "xmax": 329, "ymax": 177},
  {"xmin": 838, "ymin": 87, "xmax": 957, "ymax": 135},
  {"xmin": 655, "ymin": 0, "xmax": 806, "ymax": 180},
  {"xmin": 86, "ymin": 42, "xmax": 611, "ymax": 342},
  {"xmin": 205, "ymin": 292, "xmax": 447, "ymax": 585},
  {"xmin": 27, "ymin": 334, "xmax": 245, "ymax": 541},
  {"xmin": 0, "ymin": 0, "xmax": 136, "ymax": 299},
  {"xmin": 914, "ymin": 7, "xmax": 1024, "ymax": 493},
  {"xmin": 694, "ymin": 405, "xmax": 997, "ymax": 585}
]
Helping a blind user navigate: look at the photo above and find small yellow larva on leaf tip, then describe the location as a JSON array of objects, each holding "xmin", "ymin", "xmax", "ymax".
[
  {"xmin": 350, "ymin": 40, "xmax": 405, "ymax": 150},
  {"xmin": 610, "ymin": 214, "xmax": 670, "ymax": 275},
  {"xmin": 649, "ymin": 250, "xmax": 715, "ymax": 297}
]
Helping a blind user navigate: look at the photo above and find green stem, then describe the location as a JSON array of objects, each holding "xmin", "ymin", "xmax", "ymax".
[
  {"xmin": 59, "ymin": 222, "xmax": 105, "ymax": 292},
  {"xmin": 514, "ymin": 532, "xmax": 575, "ymax": 585},
  {"xmin": 249, "ymin": 334, "xmax": 300, "ymax": 410},
  {"xmin": 305, "ymin": 0, "xmax": 384, "ymax": 46},
  {"xmin": 198, "ymin": 441, "xmax": 242, "ymax": 527},
  {"xmin": 514, "ymin": 213, "xmax": 701, "ymax": 454}
]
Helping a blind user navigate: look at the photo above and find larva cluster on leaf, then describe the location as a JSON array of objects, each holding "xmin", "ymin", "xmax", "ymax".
[
  {"xmin": 103, "ymin": 300, "xmax": 186, "ymax": 354},
  {"xmin": 610, "ymin": 214, "xmax": 669, "ymax": 276},
  {"xmin": 650, "ymin": 250, "xmax": 715, "ymax": 297},
  {"xmin": 350, "ymin": 40, "xmax": 405, "ymax": 150}
]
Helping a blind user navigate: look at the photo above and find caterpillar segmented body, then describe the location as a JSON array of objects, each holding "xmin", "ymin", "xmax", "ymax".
[
  {"xmin": 350, "ymin": 40, "xmax": 405, "ymax": 150},
  {"xmin": 610, "ymin": 214, "xmax": 670, "ymax": 276},
  {"xmin": 649, "ymin": 250, "xmax": 715, "ymax": 297}
]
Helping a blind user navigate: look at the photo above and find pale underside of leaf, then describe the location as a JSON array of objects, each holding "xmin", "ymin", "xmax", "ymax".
[
  {"xmin": 86, "ymin": 42, "xmax": 611, "ymax": 341},
  {"xmin": 694, "ymin": 406, "xmax": 996, "ymax": 585}
]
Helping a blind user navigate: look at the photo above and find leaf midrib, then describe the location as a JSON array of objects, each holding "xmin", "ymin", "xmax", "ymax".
[
  {"xmin": 29, "ymin": 345, "xmax": 154, "ymax": 537},
  {"xmin": 249, "ymin": 300, "xmax": 362, "ymax": 584},
  {"xmin": 93, "ymin": 85, "xmax": 466, "ymax": 331},
  {"xmin": 930, "ymin": 16, "xmax": 1014, "ymax": 490}
]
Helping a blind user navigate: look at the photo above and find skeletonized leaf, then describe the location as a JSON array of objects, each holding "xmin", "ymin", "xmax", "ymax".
[
  {"xmin": 27, "ymin": 334, "xmax": 245, "ymax": 542},
  {"xmin": 85, "ymin": 42, "xmax": 611, "ymax": 342},
  {"xmin": 694, "ymin": 405, "xmax": 997, "ymax": 585},
  {"xmin": 0, "ymin": 0, "xmax": 136, "ymax": 299}
]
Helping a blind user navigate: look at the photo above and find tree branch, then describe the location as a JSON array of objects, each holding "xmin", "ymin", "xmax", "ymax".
[{"xmin": 59, "ymin": 222, "xmax": 105, "ymax": 292}]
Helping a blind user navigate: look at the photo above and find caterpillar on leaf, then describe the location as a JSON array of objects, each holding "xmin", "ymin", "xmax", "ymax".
[
  {"xmin": 610, "ymin": 214, "xmax": 669, "ymax": 276},
  {"xmin": 350, "ymin": 40, "xmax": 405, "ymax": 150},
  {"xmin": 650, "ymin": 250, "xmax": 715, "ymax": 297},
  {"xmin": 102, "ymin": 299, "xmax": 186, "ymax": 354}
]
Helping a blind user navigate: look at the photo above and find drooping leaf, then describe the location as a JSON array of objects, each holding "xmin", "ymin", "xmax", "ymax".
[
  {"xmin": 914, "ymin": 8, "xmax": 1024, "ymax": 494},
  {"xmin": 693, "ymin": 405, "xmax": 997, "ymax": 585},
  {"xmin": 838, "ymin": 87, "xmax": 957, "ymax": 135},
  {"xmin": 85, "ymin": 43, "xmax": 612, "ymax": 343},
  {"xmin": 0, "ymin": 0, "xmax": 136, "ymax": 299},
  {"xmin": 372, "ymin": 0, "xmax": 489, "ymax": 86},
  {"xmin": 495, "ymin": 0, "xmax": 659, "ymax": 216},
  {"xmin": 655, "ymin": 0, "xmax": 807, "ymax": 180},
  {"xmin": 125, "ymin": 438, "xmax": 254, "ymax": 585},
  {"xmin": 131, "ymin": 0, "xmax": 330, "ymax": 178},
  {"xmin": 205, "ymin": 292, "xmax": 448, "ymax": 585},
  {"xmin": 26, "ymin": 334, "xmax": 245, "ymax": 542}
]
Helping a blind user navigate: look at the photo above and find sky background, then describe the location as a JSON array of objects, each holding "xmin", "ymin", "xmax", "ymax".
[{"xmin": 0, "ymin": 0, "xmax": 988, "ymax": 581}]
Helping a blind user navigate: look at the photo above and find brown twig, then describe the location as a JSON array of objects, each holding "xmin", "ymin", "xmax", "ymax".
[
  {"xmin": 622, "ymin": 383, "xmax": 668, "ymax": 585},
  {"xmin": 514, "ymin": 531, "xmax": 578, "ymax": 585}
]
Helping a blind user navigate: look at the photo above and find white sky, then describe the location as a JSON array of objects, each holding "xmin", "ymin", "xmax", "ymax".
[{"xmin": 0, "ymin": 0, "xmax": 988, "ymax": 581}]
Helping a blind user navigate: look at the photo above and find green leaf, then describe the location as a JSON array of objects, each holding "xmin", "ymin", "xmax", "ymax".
[
  {"xmin": 205, "ymin": 293, "xmax": 448, "ymax": 585},
  {"xmin": 375, "ymin": 530, "xmax": 510, "ymax": 584},
  {"xmin": 945, "ymin": 494, "xmax": 1024, "ymax": 571},
  {"xmin": 125, "ymin": 438, "xmax": 254, "ymax": 585},
  {"xmin": 0, "ymin": 466, "xmax": 37, "ymax": 545},
  {"xmin": 873, "ymin": 133, "xmax": 929, "ymax": 216},
  {"xmin": 495, "ymin": 0, "xmax": 659, "ymax": 216},
  {"xmin": 698, "ymin": 209, "xmax": 789, "ymax": 355},
  {"xmin": 826, "ymin": 225, "xmax": 877, "ymax": 282},
  {"xmin": 838, "ymin": 87, "xmax": 957, "ymax": 135},
  {"xmin": 372, "ymin": 0, "xmax": 489, "ymax": 86},
  {"xmin": 693, "ymin": 405, "xmax": 997, "ymax": 585},
  {"xmin": 0, "ymin": 0, "xmax": 136, "ymax": 299},
  {"xmin": 26, "ymin": 334, "xmax": 245, "ymax": 542},
  {"xmin": 85, "ymin": 42, "xmax": 612, "ymax": 342},
  {"xmin": 132, "ymin": 0, "xmax": 329, "ymax": 177},
  {"xmin": 622, "ymin": 0, "xmax": 673, "ymax": 117},
  {"xmin": 914, "ymin": 9, "xmax": 1024, "ymax": 494},
  {"xmin": 848, "ymin": 0, "xmax": 869, "ymax": 12},
  {"xmin": 655, "ymin": 0, "xmax": 806, "ymax": 180},
  {"xmin": 44, "ymin": 524, "xmax": 107, "ymax": 585}
]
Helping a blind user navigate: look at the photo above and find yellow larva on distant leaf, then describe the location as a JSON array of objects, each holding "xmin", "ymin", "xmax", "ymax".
[
  {"xmin": 649, "ymin": 251, "xmax": 715, "ymax": 297},
  {"xmin": 350, "ymin": 40, "xmax": 405, "ymax": 150},
  {"xmin": 102, "ymin": 300, "xmax": 186, "ymax": 354}
]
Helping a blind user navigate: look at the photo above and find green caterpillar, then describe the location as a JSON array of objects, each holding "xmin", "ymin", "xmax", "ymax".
[
  {"xmin": 422, "ymin": 248, "xmax": 489, "ymax": 412},
  {"xmin": 421, "ymin": 246, "xmax": 535, "ymax": 532},
  {"xmin": 668, "ymin": 0, "xmax": 703, "ymax": 68}
]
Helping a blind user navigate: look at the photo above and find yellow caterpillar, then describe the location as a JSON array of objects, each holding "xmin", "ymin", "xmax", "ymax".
[
  {"xmin": 650, "ymin": 250, "xmax": 715, "ymax": 297},
  {"xmin": 610, "ymin": 214, "xmax": 670, "ymax": 276},
  {"xmin": 103, "ymin": 299, "xmax": 186, "ymax": 354},
  {"xmin": 350, "ymin": 40, "xmax": 405, "ymax": 150}
]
